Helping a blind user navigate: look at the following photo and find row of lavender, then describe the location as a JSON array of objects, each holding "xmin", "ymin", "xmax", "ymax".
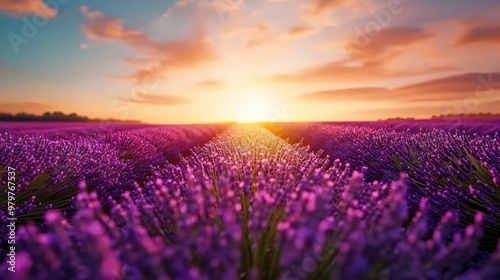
[
  {"xmin": 319, "ymin": 118, "xmax": 500, "ymax": 136},
  {"xmin": 264, "ymin": 122, "xmax": 500, "ymax": 251},
  {"xmin": 2, "ymin": 126, "xmax": 499, "ymax": 279},
  {"xmin": 0, "ymin": 122, "xmax": 157, "ymax": 140},
  {"xmin": 0, "ymin": 124, "xmax": 229, "ymax": 260}
]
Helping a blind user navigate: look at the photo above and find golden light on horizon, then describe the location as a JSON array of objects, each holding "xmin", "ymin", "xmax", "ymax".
[{"xmin": 230, "ymin": 88, "xmax": 276, "ymax": 123}]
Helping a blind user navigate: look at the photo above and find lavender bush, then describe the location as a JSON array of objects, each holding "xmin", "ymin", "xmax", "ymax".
[
  {"xmin": 0, "ymin": 124, "xmax": 229, "ymax": 260},
  {"xmin": 265, "ymin": 122, "xmax": 500, "ymax": 251},
  {"xmin": 1, "ymin": 126, "xmax": 499, "ymax": 279},
  {"xmin": 0, "ymin": 123, "xmax": 156, "ymax": 139}
]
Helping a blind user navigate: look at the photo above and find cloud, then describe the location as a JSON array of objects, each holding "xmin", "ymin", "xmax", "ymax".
[
  {"xmin": 177, "ymin": 0, "xmax": 193, "ymax": 6},
  {"xmin": 122, "ymin": 94, "xmax": 190, "ymax": 105},
  {"xmin": 0, "ymin": 102, "xmax": 57, "ymax": 114},
  {"xmin": 80, "ymin": 6, "xmax": 152, "ymax": 48},
  {"xmin": 286, "ymin": 26, "xmax": 315, "ymax": 37},
  {"xmin": 163, "ymin": 0, "xmax": 195, "ymax": 18},
  {"xmin": 308, "ymin": 0, "xmax": 352, "ymax": 16},
  {"xmin": 345, "ymin": 26, "xmax": 433, "ymax": 65},
  {"xmin": 227, "ymin": 21, "xmax": 316, "ymax": 50},
  {"xmin": 81, "ymin": 6, "xmax": 217, "ymax": 84},
  {"xmin": 237, "ymin": 22, "xmax": 317, "ymax": 49},
  {"xmin": 268, "ymin": 62, "xmax": 452, "ymax": 84},
  {"xmin": 395, "ymin": 72, "xmax": 500, "ymax": 101},
  {"xmin": 0, "ymin": 0, "xmax": 56, "ymax": 17},
  {"xmin": 455, "ymin": 24, "xmax": 500, "ymax": 45},
  {"xmin": 210, "ymin": 0, "xmax": 244, "ymax": 19},
  {"xmin": 251, "ymin": 22, "xmax": 272, "ymax": 34},
  {"xmin": 79, "ymin": 43, "xmax": 88, "ymax": 50},
  {"xmin": 244, "ymin": 22, "xmax": 276, "ymax": 48},
  {"xmin": 296, "ymin": 72, "xmax": 500, "ymax": 103},
  {"xmin": 245, "ymin": 37, "xmax": 276, "ymax": 48},
  {"xmin": 266, "ymin": 26, "xmax": 445, "ymax": 83},
  {"xmin": 298, "ymin": 87, "xmax": 392, "ymax": 102},
  {"xmin": 122, "ymin": 57, "xmax": 156, "ymax": 65},
  {"xmin": 193, "ymin": 79, "xmax": 226, "ymax": 90}
]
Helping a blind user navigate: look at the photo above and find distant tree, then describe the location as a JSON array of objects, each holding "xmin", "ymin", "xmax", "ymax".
[
  {"xmin": 0, "ymin": 112, "xmax": 142, "ymax": 123},
  {"xmin": 432, "ymin": 113, "xmax": 500, "ymax": 119}
]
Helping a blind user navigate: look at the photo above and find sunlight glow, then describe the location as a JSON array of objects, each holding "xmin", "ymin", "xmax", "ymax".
[{"xmin": 232, "ymin": 88, "xmax": 276, "ymax": 123}]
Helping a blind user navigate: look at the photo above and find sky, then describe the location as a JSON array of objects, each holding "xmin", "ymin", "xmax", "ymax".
[{"xmin": 0, "ymin": 0, "xmax": 499, "ymax": 124}]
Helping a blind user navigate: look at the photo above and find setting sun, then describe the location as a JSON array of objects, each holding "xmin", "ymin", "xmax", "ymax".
[{"xmin": 231, "ymin": 89, "xmax": 276, "ymax": 123}]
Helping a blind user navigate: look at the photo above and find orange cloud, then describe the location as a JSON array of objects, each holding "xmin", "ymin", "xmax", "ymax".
[
  {"xmin": 193, "ymin": 80, "xmax": 226, "ymax": 90},
  {"xmin": 267, "ymin": 26, "xmax": 447, "ymax": 83},
  {"xmin": 298, "ymin": 87, "xmax": 392, "ymax": 102},
  {"xmin": 308, "ymin": 0, "xmax": 351, "ymax": 16},
  {"xmin": 286, "ymin": 26, "xmax": 315, "ymax": 37},
  {"xmin": 395, "ymin": 72, "xmax": 500, "ymax": 101},
  {"xmin": 122, "ymin": 57, "xmax": 155, "ymax": 65},
  {"xmin": 345, "ymin": 27, "xmax": 433, "ymax": 65},
  {"xmin": 81, "ymin": 6, "xmax": 217, "ymax": 84},
  {"xmin": 245, "ymin": 22, "xmax": 276, "ymax": 48},
  {"xmin": 227, "ymin": 21, "xmax": 315, "ymax": 49},
  {"xmin": 268, "ymin": 62, "xmax": 452, "ymax": 84},
  {"xmin": 455, "ymin": 24, "xmax": 500, "ymax": 45},
  {"xmin": 80, "ymin": 6, "xmax": 151, "ymax": 49},
  {"xmin": 297, "ymin": 72, "xmax": 500, "ymax": 103},
  {"xmin": 122, "ymin": 94, "xmax": 190, "ymax": 105},
  {"xmin": 252, "ymin": 22, "xmax": 272, "ymax": 34},
  {"xmin": 0, "ymin": 0, "xmax": 56, "ymax": 17}
]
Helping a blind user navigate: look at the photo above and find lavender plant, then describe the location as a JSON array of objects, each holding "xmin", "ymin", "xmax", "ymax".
[
  {"xmin": 265, "ymin": 122, "xmax": 500, "ymax": 251},
  {"xmin": 0, "ymin": 125, "xmax": 229, "ymax": 260},
  {"xmin": 1, "ymin": 126, "xmax": 499, "ymax": 279}
]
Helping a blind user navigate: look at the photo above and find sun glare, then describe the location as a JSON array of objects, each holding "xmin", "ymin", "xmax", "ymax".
[{"xmin": 232, "ymin": 89, "xmax": 275, "ymax": 123}]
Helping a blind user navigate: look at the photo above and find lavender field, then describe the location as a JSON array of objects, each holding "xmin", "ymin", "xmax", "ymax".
[{"xmin": 1, "ymin": 121, "xmax": 500, "ymax": 280}]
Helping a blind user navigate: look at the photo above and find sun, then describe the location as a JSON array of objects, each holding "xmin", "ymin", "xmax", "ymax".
[{"xmin": 232, "ymin": 89, "xmax": 275, "ymax": 123}]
